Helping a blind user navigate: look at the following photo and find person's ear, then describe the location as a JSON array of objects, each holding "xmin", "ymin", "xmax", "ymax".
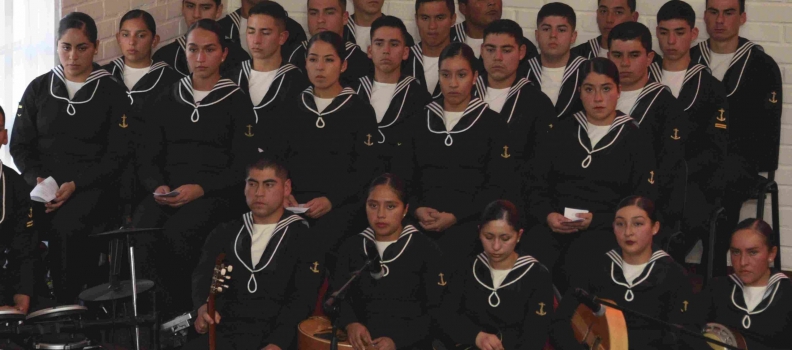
[
  {"xmin": 769, "ymin": 246, "xmax": 778, "ymax": 265},
  {"xmin": 519, "ymin": 43, "xmax": 527, "ymax": 61},
  {"xmin": 343, "ymin": 11, "xmax": 349, "ymax": 26},
  {"xmin": 652, "ymin": 221, "xmax": 660, "ymax": 236},
  {"xmin": 647, "ymin": 50, "xmax": 656, "ymax": 63},
  {"xmin": 691, "ymin": 26, "xmax": 699, "ymax": 42},
  {"xmin": 284, "ymin": 178, "xmax": 292, "ymax": 198},
  {"xmin": 341, "ymin": 59, "xmax": 348, "ymax": 73},
  {"xmin": 632, "ymin": 11, "xmax": 639, "ymax": 22},
  {"xmin": 279, "ymin": 30, "xmax": 290, "ymax": 46},
  {"xmin": 516, "ymin": 228, "xmax": 524, "ymax": 243},
  {"xmin": 740, "ymin": 12, "xmax": 747, "ymax": 26},
  {"xmin": 215, "ymin": 4, "xmax": 224, "ymax": 20},
  {"xmin": 152, "ymin": 34, "xmax": 161, "ymax": 50}
]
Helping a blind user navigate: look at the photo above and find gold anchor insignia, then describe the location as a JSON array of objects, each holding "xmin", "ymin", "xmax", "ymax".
[
  {"xmin": 501, "ymin": 146, "xmax": 511, "ymax": 159},
  {"xmin": 28, "ymin": 208, "xmax": 33, "ymax": 219},
  {"xmin": 437, "ymin": 273, "xmax": 447, "ymax": 286},
  {"xmin": 682, "ymin": 300, "xmax": 689, "ymax": 312},
  {"xmin": 536, "ymin": 302, "xmax": 547, "ymax": 316},
  {"xmin": 245, "ymin": 125, "xmax": 254, "ymax": 137},
  {"xmin": 18, "ymin": 105, "xmax": 22, "ymax": 109},
  {"xmin": 770, "ymin": 91, "xmax": 778, "ymax": 104},
  {"xmin": 310, "ymin": 261, "xmax": 320, "ymax": 273},
  {"xmin": 648, "ymin": 171, "xmax": 655, "ymax": 185},
  {"xmin": 549, "ymin": 123, "xmax": 553, "ymax": 129},
  {"xmin": 118, "ymin": 115, "xmax": 128, "ymax": 128},
  {"xmin": 671, "ymin": 128, "xmax": 681, "ymax": 140},
  {"xmin": 397, "ymin": 142, "xmax": 402, "ymax": 146},
  {"xmin": 716, "ymin": 108, "xmax": 726, "ymax": 122},
  {"xmin": 364, "ymin": 134, "xmax": 374, "ymax": 146}
]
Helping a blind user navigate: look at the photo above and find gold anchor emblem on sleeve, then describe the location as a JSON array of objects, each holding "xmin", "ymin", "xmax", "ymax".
[
  {"xmin": 671, "ymin": 128, "xmax": 681, "ymax": 140},
  {"xmin": 437, "ymin": 273, "xmax": 447, "ymax": 286},
  {"xmin": 310, "ymin": 262, "xmax": 320, "ymax": 273},
  {"xmin": 536, "ymin": 302, "xmax": 547, "ymax": 316},
  {"xmin": 716, "ymin": 108, "xmax": 726, "ymax": 122},
  {"xmin": 770, "ymin": 91, "xmax": 778, "ymax": 104},
  {"xmin": 119, "ymin": 115, "xmax": 128, "ymax": 128},
  {"xmin": 364, "ymin": 134, "xmax": 374, "ymax": 146},
  {"xmin": 682, "ymin": 300, "xmax": 689, "ymax": 312},
  {"xmin": 245, "ymin": 125, "xmax": 254, "ymax": 137},
  {"xmin": 648, "ymin": 171, "xmax": 655, "ymax": 185},
  {"xmin": 501, "ymin": 146, "xmax": 511, "ymax": 159}
]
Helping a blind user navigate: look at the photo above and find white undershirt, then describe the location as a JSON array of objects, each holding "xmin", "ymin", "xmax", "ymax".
[
  {"xmin": 370, "ymin": 81, "xmax": 397, "ymax": 123},
  {"xmin": 587, "ymin": 122, "xmax": 611, "ymax": 147},
  {"xmin": 484, "ymin": 87, "xmax": 510, "ymax": 114},
  {"xmin": 123, "ymin": 64, "xmax": 149, "ymax": 90},
  {"xmin": 65, "ymin": 79, "xmax": 86, "ymax": 100},
  {"xmin": 598, "ymin": 47, "xmax": 609, "ymax": 58},
  {"xmin": 315, "ymin": 96, "xmax": 334, "ymax": 113},
  {"xmin": 709, "ymin": 52, "xmax": 735, "ymax": 82},
  {"xmin": 423, "ymin": 56, "xmax": 440, "ymax": 95},
  {"xmin": 193, "ymin": 90, "xmax": 211, "ymax": 103},
  {"xmin": 541, "ymin": 66, "xmax": 565, "ymax": 106},
  {"xmin": 622, "ymin": 261, "xmax": 649, "ymax": 285},
  {"xmin": 443, "ymin": 110, "xmax": 464, "ymax": 131},
  {"xmin": 250, "ymin": 223, "xmax": 276, "ymax": 266},
  {"xmin": 466, "ymin": 37, "xmax": 484, "ymax": 58},
  {"xmin": 248, "ymin": 69, "xmax": 278, "ymax": 106},
  {"xmin": 617, "ymin": 89, "xmax": 642, "ymax": 116},
  {"xmin": 239, "ymin": 17, "xmax": 250, "ymax": 55},
  {"xmin": 743, "ymin": 286, "xmax": 768, "ymax": 312},
  {"xmin": 374, "ymin": 240, "xmax": 396, "ymax": 258},
  {"xmin": 355, "ymin": 25, "xmax": 372, "ymax": 53},
  {"xmin": 491, "ymin": 268, "xmax": 510, "ymax": 290},
  {"xmin": 661, "ymin": 69, "xmax": 686, "ymax": 98}
]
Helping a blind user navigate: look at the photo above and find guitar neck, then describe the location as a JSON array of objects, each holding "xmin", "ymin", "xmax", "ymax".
[{"xmin": 208, "ymin": 294, "xmax": 216, "ymax": 350}]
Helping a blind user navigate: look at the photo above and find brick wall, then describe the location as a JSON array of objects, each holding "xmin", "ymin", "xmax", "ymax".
[{"xmin": 66, "ymin": 0, "xmax": 791, "ymax": 269}]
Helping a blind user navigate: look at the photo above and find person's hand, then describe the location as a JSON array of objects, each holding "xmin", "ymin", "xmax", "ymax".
[
  {"xmin": 165, "ymin": 184, "xmax": 205, "ymax": 208},
  {"xmin": 13, "ymin": 294, "xmax": 30, "ymax": 314},
  {"xmin": 45, "ymin": 181, "xmax": 75, "ymax": 213},
  {"xmin": 573, "ymin": 213, "xmax": 593, "ymax": 230},
  {"xmin": 346, "ymin": 323, "xmax": 373, "ymax": 350},
  {"xmin": 153, "ymin": 185, "xmax": 172, "ymax": 205},
  {"xmin": 547, "ymin": 212, "xmax": 578, "ymax": 234},
  {"xmin": 475, "ymin": 331, "xmax": 504, "ymax": 350},
  {"xmin": 283, "ymin": 194, "xmax": 298, "ymax": 208},
  {"xmin": 261, "ymin": 344, "xmax": 282, "ymax": 350},
  {"xmin": 194, "ymin": 304, "xmax": 221, "ymax": 334},
  {"xmin": 36, "ymin": 177, "xmax": 45, "ymax": 184},
  {"xmin": 305, "ymin": 197, "xmax": 332, "ymax": 219},
  {"xmin": 415, "ymin": 207, "xmax": 439, "ymax": 230},
  {"xmin": 423, "ymin": 212, "xmax": 457, "ymax": 232},
  {"xmin": 371, "ymin": 337, "xmax": 396, "ymax": 350}
]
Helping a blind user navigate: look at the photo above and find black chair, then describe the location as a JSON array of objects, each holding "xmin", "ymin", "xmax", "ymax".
[{"xmin": 747, "ymin": 171, "xmax": 781, "ymax": 269}]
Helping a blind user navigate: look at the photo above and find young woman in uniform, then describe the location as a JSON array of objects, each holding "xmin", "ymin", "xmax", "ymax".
[
  {"xmin": 439, "ymin": 200, "xmax": 554, "ymax": 350},
  {"xmin": 11, "ymin": 12, "xmax": 130, "ymax": 303},
  {"xmin": 699, "ymin": 219, "xmax": 792, "ymax": 350},
  {"xmin": 332, "ymin": 174, "xmax": 445, "ymax": 350},
  {"xmin": 133, "ymin": 19, "xmax": 257, "ymax": 315}
]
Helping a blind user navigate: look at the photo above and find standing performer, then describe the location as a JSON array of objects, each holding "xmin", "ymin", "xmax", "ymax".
[
  {"xmin": 404, "ymin": 0, "xmax": 457, "ymax": 99},
  {"xmin": 134, "ymin": 19, "xmax": 257, "ymax": 315},
  {"xmin": 344, "ymin": 0, "xmax": 415, "ymax": 52},
  {"xmin": 455, "ymin": 0, "xmax": 538, "ymax": 60},
  {"xmin": 11, "ymin": 12, "xmax": 130, "ymax": 303},
  {"xmin": 185, "ymin": 157, "xmax": 321, "ymax": 350},
  {"xmin": 218, "ymin": 0, "xmax": 307, "ymax": 58},
  {"xmin": 439, "ymin": 200, "xmax": 554, "ymax": 350},
  {"xmin": 332, "ymin": 174, "xmax": 446, "ymax": 350}
]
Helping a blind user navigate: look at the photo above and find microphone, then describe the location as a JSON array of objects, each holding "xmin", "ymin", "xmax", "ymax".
[
  {"xmin": 574, "ymin": 288, "xmax": 605, "ymax": 317},
  {"xmin": 367, "ymin": 252, "xmax": 385, "ymax": 280}
]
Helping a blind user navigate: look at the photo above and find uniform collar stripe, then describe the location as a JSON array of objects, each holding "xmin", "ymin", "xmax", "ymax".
[
  {"xmin": 300, "ymin": 87, "xmax": 356, "ymax": 115},
  {"xmin": 589, "ymin": 37, "xmax": 600, "ymax": 58},
  {"xmin": 425, "ymin": 98, "xmax": 488, "ymax": 135},
  {"xmin": 527, "ymin": 57, "xmax": 542, "ymax": 86},
  {"xmin": 473, "ymin": 253, "xmax": 536, "ymax": 291},
  {"xmin": 411, "ymin": 44, "xmax": 424, "ymax": 66},
  {"xmin": 178, "ymin": 76, "xmax": 240, "ymax": 108},
  {"xmin": 360, "ymin": 225, "xmax": 416, "ymax": 264},
  {"xmin": 229, "ymin": 11, "xmax": 241, "ymax": 29}
]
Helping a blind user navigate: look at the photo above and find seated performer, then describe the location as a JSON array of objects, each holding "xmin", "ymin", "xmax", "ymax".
[
  {"xmin": 217, "ymin": 0, "xmax": 307, "ymax": 59},
  {"xmin": 134, "ymin": 19, "xmax": 257, "ymax": 315},
  {"xmin": 438, "ymin": 200, "xmax": 554, "ymax": 350},
  {"xmin": 551, "ymin": 196, "xmax": 704, "ymax": 350},
  {"xmin": 350, "ymin": 16, "xmax": 431, "ymax": 172},
  {"xmin": 332, "ymin": 173, "xmax": 445, "ymax": 350},
  {"xmin": 525, "ymin": 58, "xmax": 656, "ymax": 292},
  {"xmin": 344, "ymin": 0, "xmax": 415, "ymax": 51},
  {"xmin": 455, "ymin": 0, "xmax": 537, "ymax": 60},
  {"xmin": 185, "ymin": 156, "xmax": 321, "ymax": 350},
  {"xmin": 405, "ymin": 0, "xmax": 458, "ymax": 99},
  {"xmin": 699, "ymin": 218, "xmax": 792, "ymax": 350}
]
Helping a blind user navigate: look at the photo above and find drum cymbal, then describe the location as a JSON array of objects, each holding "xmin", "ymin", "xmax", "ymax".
[
  {"xmin": 89, "ymin": 227, "xmax": 163, "ymax": 239},
  {"xmin": 78, "ymin": 280, "xmax": 155, "ymax": 302},
  {"xmin": 26, "ymin": 305, "xmax": 87, "ymax": 321}
]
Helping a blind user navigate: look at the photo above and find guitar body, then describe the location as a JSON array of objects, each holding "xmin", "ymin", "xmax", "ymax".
[
  {"xmin": 703, "ymin": 323, "xmax": 748, "ymax": 350},
  {"xmin": 570, "ymin": 298, "xmax": 628, "ymax": 350},
  {"xmin": 298, "ymin": 316, "xmax": 353, "ymax": 350},
  {"xmin": 207, "ymin": 253, "xmax": 232, "ymax": 350}
]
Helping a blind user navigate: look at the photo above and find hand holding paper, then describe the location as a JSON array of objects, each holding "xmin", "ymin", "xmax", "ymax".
[{"xmin": 30, "ymin": 177, "xmax": 58, "ymax": 203}]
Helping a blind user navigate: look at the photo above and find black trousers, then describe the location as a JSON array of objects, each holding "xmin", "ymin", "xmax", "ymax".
[{"xmin": 181, "ymin": 320, "xmax": 266, "ymax": 350}]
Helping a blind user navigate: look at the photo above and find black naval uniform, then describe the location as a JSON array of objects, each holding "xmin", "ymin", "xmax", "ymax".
[
  {"xmin": 134, "ymin": 75, "xmax": 257, "ymax": 313},
  {"xmin": 525, "ymin": 112, "xmax": 657, "ymax": 291},
  {"xmin": 11, "ymin": 64, "xmax": 130, "ymax": 303},
  {"xmin": 0, "ymin": 164, "xmax": 37, "ymax": 306},
  {"xmin": 286, "ymin": 40, "xmax": 373, "ymax": 87},
  {"xmin": 344, "ymin": 14, "xmax": 415, "ymax": 48},
  {"xmin": 451, "ymin": 21, "xmax": 539, "ymax": 62},
  {"xmin": 648, "ymin": 60, "xmax": 729, "ymax": 263},
  {"xmin": 571, "ymin": 35, "xmax": 662, "ymax": 64},
  {"xmin": 152, "ymin": 34, "xmax": 249, "ymax": 77},
  {"xmin": 218, "ymin": 8, "xmax": 307, "ymax": 61},
  {"xmin": 700, "ymin": 272, "xmax": 792, "ymax": 350},
  {"xmin": 184, "ymin": 212, "xmax": 321, "ymax": 349},
  {"xmin": 552, "ymin": 247, "xmax": 704, "ymax": 350},
  {"xmin": 402, "ymin": 43, "xmax": 485, "ymax": 100},
  {"xmin": 439, "ymin": 253, "xmax": 554, "ymax": 350},
  {"xmin": 351, "ymin": 74, "xmax": 432, "ymax": 172},
  {"xmin": 524, "ymin": 55, "xmax": 588, "ymax": 119},
  {"xmin": 332, "ymin": 225, "xmax": 446, "ymax": 349}
]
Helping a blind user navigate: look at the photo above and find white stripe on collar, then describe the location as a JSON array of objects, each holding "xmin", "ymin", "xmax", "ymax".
[
  {"xmin": 359, "ymin": 225, "xmax": 418, "ymax": 277},
  {"xmin": 526, "ymin": 57, "xmax": 543, "ymax": 86},
  {"xmin": 234, "ymin": 213, "xmax": 306, "ymax": 293},
  {"xmin": 473, "ymin": 253, "xmax": 537, "ymax": 307},
  {"xmin": 50, "ymin": 66, "xmax": 112, "ymax": 115},
  {"xmin": 410, "ymin": 44, "xmax": 424, "ymax": 66},
  {"xmin": 631, "ymin": 82, "xmax": 668, "ymax": 123},
  {"xmin": 453, "ymin": 22, "xmax": 467, "ymax": 42},
  {"xmin": 346, "ymin": 18, "xmax": 357, "ymax": 40},
  {"xmin": 573, "ymin": 112, "xmax": 634, "ymax": 168},
  {"xmin": 241, "ymin": 61, "xmax": 299, "ymax": 111},
  {"xmin": 425, "ymin": 98, "xmax": 488, "ymax": 146},
  {"xmin": 606, "ymin": 249, "xmax": 670, "ymax": 302},
  {"xmin": 700, "ymin": 40, "xmax": 757, "ymax": 97},
  {"xmin": 229, "ymin": 11, "xmax": 241, "ymax": 32},
  {"xmin": 475, "ymin": 76, "xmax": 530, "ymax": 123},
  {"xmin": 588, "ymin": 37, "xmax": 601, "ymax": 59},
  {"xmin": 728, "ymin": 272, "xmax": 788, "ymax": 329},
  {"xmin": 300, "ymin": 86, "xmax": 357, "ymax": 126},
  {"xmin": 178, "ymin": 76, "xmax": 240, "ymax": 122}
]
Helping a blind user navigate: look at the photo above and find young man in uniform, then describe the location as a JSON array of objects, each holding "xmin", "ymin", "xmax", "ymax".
[
  {"xmin": 344, "ymin": 0, "xmax": 415, "ymax": 52},
  {"xmin": 218, "ymin": 0, "xmax": 307, "ymax": 59},
  {"xmin": 403, "ymin": 0, "xmax": 457, "ymax": 99},
  {"xmin": 456, "ymin": 0, "xmax": 537, "ymax": 60},
  {"xmin": 572, "ymin": 0, "xmax": 638, "ymax": 59}
]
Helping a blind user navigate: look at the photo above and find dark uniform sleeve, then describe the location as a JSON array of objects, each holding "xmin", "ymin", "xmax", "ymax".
[
  {"xmin": 137, "ymin": 92, "xmax": 169, "ymax": 193},
  {"xmin": 438, "ymin": 262, "xmax": 482, "ymax": 346},
  {"xmin": 527, "ymin": 133, "xmax": 557, "ymax": 225},
  {"xmin": 8, "ymin": 174, "xmax": 37, "ymax": 297},
  {"xmin": 687, "ymin": 78, "xmax": 729, "ymax": 193},
  {"xmin": 550, "ymin": 265, "xmax": 592, "ymax": 350},
  {"xmin": 325, "ymin": 102, "xmax": 380, "ymax": 207},
  {"xmin": 662, "ymin": 263, "xmax": 709, "ymax": 348},
  {"xmin": 521, "ymin": 267, "xmax": 555, "ymax": 350},
  {"xmin": 469, "ymin": 118, "xmax": 518, "ymax": 222},
  {"xmin": 11, "ymin": 80, "xmax": 45, "ymax": 187},
  {"xmin": 334, "ymin": 240, "xmax": 360, "ymax": 328},
  {"xmin": 191, "ymin": 223, "xmax": 229, "ymax": 310}
]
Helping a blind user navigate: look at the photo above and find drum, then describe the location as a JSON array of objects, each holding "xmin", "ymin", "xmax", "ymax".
[
  {"xmin": 33, "ymin": 334, "xmax": 96, "ymax": 349},
  {"xmin": 0, "ymin": 309, "xmax": 26, "ymax": 323},
  {"xmin": 26, "ymin": 305, "xmax": 87, "ymax": 323},
  {"xmin": 703, "ymin": 323, "xmax": 748, "ymax": 350},
  {"xmin": 297, "ymin": 316, "xmax": 353, "ymax": 349}
]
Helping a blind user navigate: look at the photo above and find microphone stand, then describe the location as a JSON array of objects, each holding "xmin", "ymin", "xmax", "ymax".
[{"xmin": 323, "ymin": 259, "xmax": 376, "ymax": 350}]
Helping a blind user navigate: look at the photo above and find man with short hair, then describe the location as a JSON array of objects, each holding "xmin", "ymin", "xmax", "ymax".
[
  {"xmin": 691, "ymin": 0, "xmax": 782, "ymax": 276},
  {"xmin": 572, "ymin": 0, "xmax": 638, "ymax": 59},
  {"xmin": 153, "ymin": 0, "xmax": 248, "ymax": 76},
  {"xmin": 651, "ymin": 0, "xmax": 729, "ymax": 266},
  {"xmin": 286, "ymin": 0, "xmax": 373, "ymax": 86},
  {"xmin": 344, "ymin": 0, "xmax": 415, "ymax": 52},
  {"xmin": 404, "ymin": 0, "xmax": 457, "ymax": 98},
  {"xmin": 526, "ymin": 2, "xmax": 587, "ymax": 119},
  {"xmin": 455, "ymin": 0, "xmax": 537, "ymax": 60},
  {"xmin": 217, "ymin": 0, "xmax": 307, "ymax": 59}
]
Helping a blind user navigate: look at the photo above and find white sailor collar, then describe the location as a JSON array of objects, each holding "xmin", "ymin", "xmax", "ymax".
[
  {"xmin": 49, "ymin": 65, "xmax": 113, "ymax": 116},
  {"xmin": 238, "ymin": 60, "xmax": 300, "ymax": 118},
  {"xmin": 359, "ymin": 225, "xmax": 418, "ymax": 278},
  {"xmin": 587, "ymin": 36, "xmax": 603, "ymax": 59},
  {"xmin": 606, "ymin": 248, "xmax": 670, "ymax": 302},
  {"xmin": 170, "ymin": 35, "xmax": 190, "ymax": 76},
  {"xmin": 473, "ymin": 253, "xmax": 538, "ymax": 307},
  {"xmin": 409, "ymin": 44, "xmax": 443, "ymax": 100},
  {"xmin": 300, "ymin": 86, "xmax": 357, "ymax": 128},
  {"xmin": 177, "ymin": 75, "xmax": 240, "ymax": 122},
  {"xmin": 357, "ymin": 75, "xmax": 416, "ymax": 132},
  {"xmin": 228, "ymin": 9, "xmax": 242, "ymax": 34},
  {"xmin": 109, "ymin": 57, "xmax": 170, "ymax": 104},
  {"xmin": 451, "ymin": 22, "xmax": 467, "ymax": 43},
  {"xmin": 233, "ymin": 212, "xmax": 307, "ymax": 293},
  {"xmin": 627, "ymin": 82, "xmax": 670, "ymax": 124},
  {"xmin": 345, "ymin": 15, "xmax": 358, "ymax": 41},
  {"xmin": 474, "ymin": 75, "xmax": 531, "ymax": 124},
  {"xmin": 697, "ymin": 38, "xmax": 760, "ymax": 97},
  {"xmin": 572, "ymin": 111, "xmax": 635, "ymax": 168},
  {"xmin": 425, "ymin": 97, "xmax": 488, "ymax": 146},
  {"xmin": 526, "ymin": 55, "xmax": 587, "ymax": 117},
  {"xmin": 728, "ymin": 271, "xmax": 789, "ymax": 329},
  {"xmin": 648, "ymin": 61, "xmax": 709, "ymax": 111}
]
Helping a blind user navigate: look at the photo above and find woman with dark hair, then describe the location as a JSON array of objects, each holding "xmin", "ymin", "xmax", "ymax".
[
  {"xmin": 438, "ymin": 200, "xmax": 554, "ymax": 350},
  {"xmin": 550, "ymin": 196, "xmax": 703, "ymax": 350},
  {"xmin": 11, "ymin": 12, "xmax": 129, "ymax": 303},
  {"xmin": 699, "ymin": 218, "xmax": 792, "ymax": 350},
  {"xmin": 331, "ymin": 173, "xmax": 446, "ymax": 350},
  {"xmin": 525, "ymin": 57, "xmax": 657, "ymax": 292},
  {"xmin": 266, "ymin": 31, "xmax": 379, "ymax": 270},
  {"xmin": 395, "ymin": 42, "xmax": 515, "ymax": 264},
  {"xmin": 133, "ymin": 18, "xmax": 257, "ymax": 315}
]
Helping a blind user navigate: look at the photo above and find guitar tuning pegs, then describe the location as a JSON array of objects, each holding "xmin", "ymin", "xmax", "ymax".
[
  {"xmin": 221, "ymin": 268, "xmax": 227, "ymax": 275},
  {"xmin": 223, "ymin": 285, "xmax": 229, "ymax": 289},
  {"xmin": 226, "ymin": 265, "xmax": 233, "ymax": 272},
  {"xmin": 216, "ymin": 287, "xmax": 223, "ymax": 292},
  {"xmin": 225, "ymin": 276, "xmax": 231, "ymax": 280}
]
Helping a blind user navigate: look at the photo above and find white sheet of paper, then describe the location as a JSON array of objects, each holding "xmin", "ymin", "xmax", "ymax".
[
  {"xmin": 30, "ymin": 177, "xmax": 58, "ymax": 203},
  {"xmin": 153, "ymin": 191, "xmax": 180, "ymax": 198},
  {"xmin": 286, "ymin": 205, "xmax": 309, "ymax": 214},
  {"xmin": 564, "ymin": 207, "xmax": 589, "ymax": 222}
]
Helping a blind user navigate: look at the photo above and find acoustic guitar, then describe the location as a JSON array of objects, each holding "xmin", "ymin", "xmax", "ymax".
[
  {"xmin": 208, "ymin": 253, "xmax": 232, "ymax": 350},
  {"xmin": 703, "ymin": 323, "xmax": 748, "ymax": 350},
  {"xmin": 298, "ymin": 316, "xmax": 379, "ymax": 350},
  {"xmin": 570, "ymin": 298, "xmax": 628, "ymax": 350}
]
